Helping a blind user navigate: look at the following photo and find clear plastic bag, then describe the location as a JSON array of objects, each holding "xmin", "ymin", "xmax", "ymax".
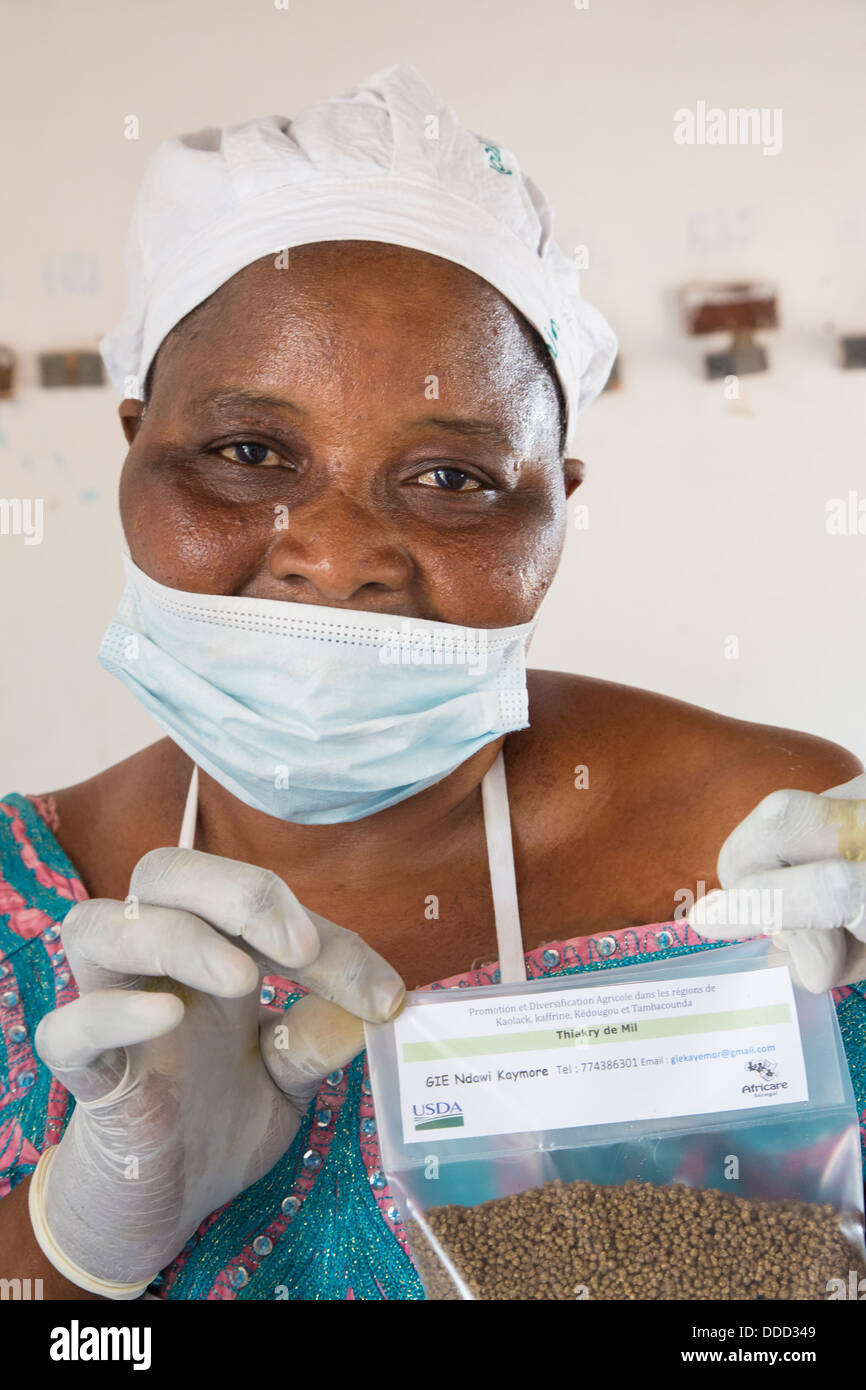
[{"xmin": 365, "ymin": 939, "xmax": 866, "ymax": 1300}]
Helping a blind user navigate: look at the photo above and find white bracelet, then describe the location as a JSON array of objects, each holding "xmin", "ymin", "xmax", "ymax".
[{"xmin": 27, "ymin": 1146, "xmax": 153, "ymax": 1301}]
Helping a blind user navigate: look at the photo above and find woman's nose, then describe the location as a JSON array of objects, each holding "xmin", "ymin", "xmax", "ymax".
[{"xmin": 266, "ymin": 491, "xmax": 414, "ymax": 603}]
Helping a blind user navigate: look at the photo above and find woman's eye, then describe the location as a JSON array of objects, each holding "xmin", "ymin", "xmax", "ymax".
[
  {"xmin": 216, "ymin": 441, "xmax": 283, "ymax": 467},
  {"xmin": 415, "ymin": 466, "xmax": 482, "ymax": 492}
]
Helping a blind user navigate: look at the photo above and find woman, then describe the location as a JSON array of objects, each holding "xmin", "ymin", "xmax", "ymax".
[{"xmin": 2, "ymin": 62, "xmax": 865, "ymax": 1301}]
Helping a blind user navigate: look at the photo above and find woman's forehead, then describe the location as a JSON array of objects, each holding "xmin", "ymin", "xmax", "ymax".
[
  {"xmin": 146, "ymin": 242, "xmax": 563, "ymax": 440},
  {"xmin": 183, "ymin": 242, "xmax": 536, "ymax": 355}
]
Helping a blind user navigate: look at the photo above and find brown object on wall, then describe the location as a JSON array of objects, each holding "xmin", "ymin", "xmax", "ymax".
[
  {"xmin": 681, "ymin": 282, "xmax": 779, "ymax": 336},
  {"xmin": 840, "ymin": 335, "xmax": 866, "ymax": 369},
  {"xmin": 38, "ymin": 351, "xmax": 105, "ymax": 388},
  {"xmin": 680, "ymin": 282, "xmax": 779, "ymax": 379},
  {"xmin": 0, "ymin": 345, "xmax": 17, "ymax": 399}
]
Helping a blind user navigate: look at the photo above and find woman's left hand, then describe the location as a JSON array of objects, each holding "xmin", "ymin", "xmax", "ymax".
[{"xmin": 687, "ymin": 773, "xmax": 866, "ymax": 993}]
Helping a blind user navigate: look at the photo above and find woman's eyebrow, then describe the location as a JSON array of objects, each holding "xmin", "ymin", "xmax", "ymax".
[
  {"xmin": 187, "ymin": 388, "xmax": 310, "ymax": 416},
  {"xmin": 408, "ymin": 415, "xmax": 513, "ymax": 446},
  {"xmin": 185, "ymin": 391, "xmax": 512, "ymax": 446}
]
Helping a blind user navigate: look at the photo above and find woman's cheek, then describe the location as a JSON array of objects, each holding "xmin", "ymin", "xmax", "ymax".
[
  {"xmin": 497, "ymin": 553, "xmax": 558, "ymax": 621},
  {"xmin": 119, "ymin": 461, "xmax": 262, "ymax": 592},
  {"xmin": 429, "ymin": 510, "xmax": 564, "ymax": 627},
  {"xmin": 494, "ymin": 500, "xmax": 567, "ymax": 620}
]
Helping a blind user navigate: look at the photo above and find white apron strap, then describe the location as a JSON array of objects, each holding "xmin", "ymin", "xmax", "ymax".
[
  {"xmin": 178, "ymin": 764, "xmax": 199, "ymax": 849},
  {"xmin": 481, "ymin": 747, "xmax": 527, "ymax": 984}
]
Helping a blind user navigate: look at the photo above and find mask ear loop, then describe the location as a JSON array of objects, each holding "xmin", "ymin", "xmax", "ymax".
[
  {"xmin": 481, "ymin": 748, "xmax": 527, "ymax": 984},
  {"xmin": 178, "ymin": 765, "xmax": 199, "ymax": 850}
]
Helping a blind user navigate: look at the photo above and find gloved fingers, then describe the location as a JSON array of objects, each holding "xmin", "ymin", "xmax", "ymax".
[
  {"xmin": 769, "ymin": 930, "xmax": 848, "ymax": 996},
  {"xmin": 129, "ymin": 845, "xmax": 405, "ymax": 1023},
  {"xmin": 129, "ymin": 847, "xmax": 321, "ymax": 972},
  {"xmin": 287, "ymin": 909, "xmax": 405, "ymax": 1022},
  {"xmin": 689, "ymin": 861, "xmax": 866, "ymax": 939},
  {"xmin": 130, "ymin": 848, "xmax": 405, "ymax": 1022},
  {"xmin": 717, "ymin": 787, "xmax": 866, "ymax": 886},
  {"xmin": 33, "ymin": 988, "xmax": 185, "ymax": 1101},
  {"xmin": 259, "ymin": 993, "xmax": 365, "ymax": 1108},
  {"xmin": 62, "ymin": 898, "xmax": 260, "ymax": 998}
]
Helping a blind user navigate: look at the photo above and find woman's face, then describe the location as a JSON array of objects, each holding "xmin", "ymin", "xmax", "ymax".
[{"xmin": 118, "ymin": 241, "xmax": 581, "ymax": 627}]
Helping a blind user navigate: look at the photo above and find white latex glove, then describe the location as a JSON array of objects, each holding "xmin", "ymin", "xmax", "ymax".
[
  {"xmin": 687, "ymin": 773, "xmax": 866, "ymax": 994},
  {"xmin": 32, "ymin": 847, "xmax": 405, "ymax": 1291}
]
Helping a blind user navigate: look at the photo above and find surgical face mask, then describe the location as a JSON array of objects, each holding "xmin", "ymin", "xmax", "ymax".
[{"xmin": 99, "ymin": 555, "xmax": 536, "ymax": 824}]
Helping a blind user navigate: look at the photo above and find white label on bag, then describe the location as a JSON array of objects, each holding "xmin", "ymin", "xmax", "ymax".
[{"xmin": 395, "ymin": 966, "xmax": 808, "ymax": 1143}]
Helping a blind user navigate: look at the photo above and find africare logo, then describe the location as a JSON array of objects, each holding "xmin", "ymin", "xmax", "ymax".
[{"xmin": 412, "ymin": 1100, "xmax": 465, "ymax": 1132}]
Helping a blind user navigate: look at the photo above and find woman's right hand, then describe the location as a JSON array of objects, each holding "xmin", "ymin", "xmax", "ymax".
[{"xmin": 32, "ymin": 847, "xmax": 405, "ymax": 1290}]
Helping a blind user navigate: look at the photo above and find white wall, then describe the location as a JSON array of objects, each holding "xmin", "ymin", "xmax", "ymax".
[{"xmin": 2, "ymin": 0, "xmax": 865, "ymax": 794}]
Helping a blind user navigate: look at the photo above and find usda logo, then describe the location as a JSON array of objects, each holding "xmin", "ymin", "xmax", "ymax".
[{"xmin": 412, "ymin": 1101, "xmax": 464, "ymax": 1132}]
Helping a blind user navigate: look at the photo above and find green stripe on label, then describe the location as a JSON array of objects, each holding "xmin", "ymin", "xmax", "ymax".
[{"xmin": 400, "ymin": 1004, "xmax": 791, "ymax": 1062}]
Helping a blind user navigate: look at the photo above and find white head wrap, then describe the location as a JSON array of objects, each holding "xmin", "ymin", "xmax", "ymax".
[{"xmin": 99, "ymin": 61, "xmax": 617, "ymax": 452}]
